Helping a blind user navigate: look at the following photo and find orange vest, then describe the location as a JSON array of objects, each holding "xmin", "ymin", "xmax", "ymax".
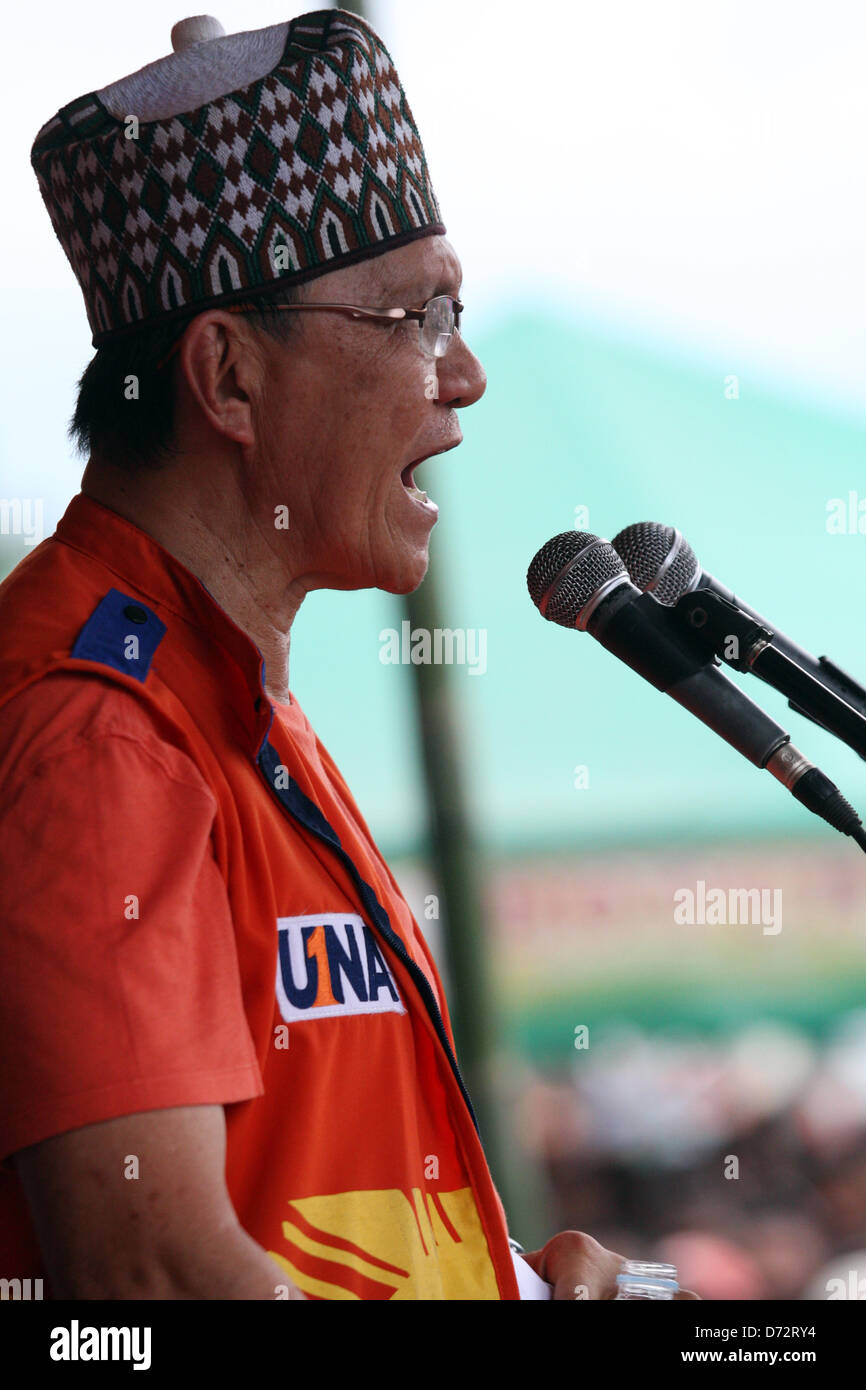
[{"xmin": 0, "ymin": 492, "xmax": 519, "ymax": 1300}]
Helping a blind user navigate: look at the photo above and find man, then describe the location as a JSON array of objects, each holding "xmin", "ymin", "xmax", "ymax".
[{"xmin": 0, "ymin": 10, "xmax": 693, "ymax": 1300}]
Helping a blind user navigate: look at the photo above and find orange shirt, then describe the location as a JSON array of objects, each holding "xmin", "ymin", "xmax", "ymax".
[{"xmin": 0, "ymin": 492, "xmax": 519, "ymax": 1300}]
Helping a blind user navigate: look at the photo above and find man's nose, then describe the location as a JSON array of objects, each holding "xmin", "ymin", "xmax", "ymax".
[{"xmin": 437, "ymin": 332, "xmax": 487, "ymax": 409}]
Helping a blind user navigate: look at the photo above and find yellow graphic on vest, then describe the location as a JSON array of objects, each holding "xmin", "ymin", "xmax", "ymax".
[{"xmin": 268, "ymin": 1186, "xmax": 500, "ymax": 1299}]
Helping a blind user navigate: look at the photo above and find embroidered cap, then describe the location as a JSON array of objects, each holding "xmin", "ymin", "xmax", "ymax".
[{"xmin": 31, "ymin": 11, "xmax": 445, "ymax": 345}]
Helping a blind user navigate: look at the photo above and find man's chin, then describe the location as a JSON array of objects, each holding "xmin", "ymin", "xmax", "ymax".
[
  {"xmin": 309, "ymin": 541, "xmax": 429, "ymax": 595},
  {"xmin": 375, "ymin": 545, "xmax": 430, "ymax": 596},
  {"xmin": 380, "ymin": 562, "xmax": 429, "ymax": 596}
]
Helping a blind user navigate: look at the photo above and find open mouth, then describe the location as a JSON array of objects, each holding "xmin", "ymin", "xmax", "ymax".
[
  {"xmin": 400, "ymin": 440, "xmax": 459, "ymax": 509},
  {"xmin": 400, "ymin": 460, "xmax": 431, "ymax": 505}
]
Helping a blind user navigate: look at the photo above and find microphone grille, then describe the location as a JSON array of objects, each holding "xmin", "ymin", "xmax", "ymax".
[
  {"xmin": 612, "ymin": 521, "xmax": 698, "ymax": 605},
  {"xmin": 527, "ymin": 532, "xmax": 626, "ymax": 628},
  {"xmin": 526, "ymin": 531, "xmax": 593, "ymax": 608}
]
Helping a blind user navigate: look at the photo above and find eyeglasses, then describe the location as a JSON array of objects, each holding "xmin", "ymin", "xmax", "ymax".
[
  {"xmin": 225, "ymin": 293, "xmax": 464, "ymax": 360},
  {"xmin": 155, "ymin": 294, "xmax": 463, "ymax": 370}
]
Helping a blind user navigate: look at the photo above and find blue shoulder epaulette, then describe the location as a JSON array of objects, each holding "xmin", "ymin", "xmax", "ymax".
[{"xmin": 70, "ymin": 588, "xmax": 167, "ymax": 683}]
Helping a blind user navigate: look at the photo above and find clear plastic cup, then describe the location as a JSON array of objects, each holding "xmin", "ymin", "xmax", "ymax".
[{"xmin": 614, "ymin": 1260, "xmax": 679, "ymax": 1300}]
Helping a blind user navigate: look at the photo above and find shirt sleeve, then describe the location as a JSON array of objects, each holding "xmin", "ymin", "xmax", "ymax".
[{"xmin": 0, "ymin": 674, "xmax": 263, "ymax": 1163}]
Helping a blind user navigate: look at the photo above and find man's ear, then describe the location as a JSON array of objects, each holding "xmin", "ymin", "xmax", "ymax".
[{"xmin": 176, "ymin": 310, "xmax": 262, "ymax": 448}]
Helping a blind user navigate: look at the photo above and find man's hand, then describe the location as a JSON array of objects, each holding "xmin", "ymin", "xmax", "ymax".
[{"xmin": 521, "ymin": 1230, "xmax": 700, "ymax": 1300}]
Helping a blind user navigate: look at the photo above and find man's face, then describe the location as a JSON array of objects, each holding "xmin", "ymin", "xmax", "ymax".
[{"xmin": 246, "ymin": 235, "xmax": 487, "ymax": 595}]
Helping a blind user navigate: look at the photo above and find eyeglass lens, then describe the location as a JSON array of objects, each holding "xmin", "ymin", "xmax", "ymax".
[{"xmin": 422, "ymin": 296, "xmax": 458, "ymax": 358}]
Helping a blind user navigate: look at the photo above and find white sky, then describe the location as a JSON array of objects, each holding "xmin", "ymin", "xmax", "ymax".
[{"xmin": 3, "ymin": 0, "xmax": 866, "ymax": 432}]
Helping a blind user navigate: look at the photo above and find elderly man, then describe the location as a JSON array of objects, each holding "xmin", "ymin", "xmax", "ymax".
[{"xmin": 0, "ymin": 11, "xmax": 692, "ymax": 1301}]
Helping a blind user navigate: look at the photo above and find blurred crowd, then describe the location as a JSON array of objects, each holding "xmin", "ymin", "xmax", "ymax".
[{"xmin": 517, "ymin": 1012, "xmax": 866, "ymax": 1299}]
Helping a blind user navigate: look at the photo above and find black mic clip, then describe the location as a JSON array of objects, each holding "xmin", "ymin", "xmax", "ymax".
[
  {"xmin": 673, "ymin": 589, "xmax": 866, "ymax": 760},
  {"xmin": 674, "ymin": 589, "xmax": 773, "ymax": 673}
]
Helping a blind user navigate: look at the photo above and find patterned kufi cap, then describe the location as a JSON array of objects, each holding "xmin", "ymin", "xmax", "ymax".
[{"xmin": 31, "ymin": 11, "xmax": 444, "ymax": 345}]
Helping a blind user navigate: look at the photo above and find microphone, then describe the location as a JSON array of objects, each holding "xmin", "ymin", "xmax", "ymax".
[
  {"xmin": 611, "ymin": 521, "xmax": 866, "ymax": 758},
  {"xmin": 527, "ymin": 531, "xmax": 866, "ymax": 848}
]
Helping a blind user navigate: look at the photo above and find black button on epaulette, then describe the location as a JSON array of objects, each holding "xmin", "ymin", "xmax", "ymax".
[{"xmin": 123, "ymin": 605, "xmax": 148, "ymax": 624}]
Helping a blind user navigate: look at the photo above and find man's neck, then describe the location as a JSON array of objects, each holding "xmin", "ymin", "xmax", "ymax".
[{"xmin": 81, "ymin": 460, "xmax": 305, "ymax": 704}]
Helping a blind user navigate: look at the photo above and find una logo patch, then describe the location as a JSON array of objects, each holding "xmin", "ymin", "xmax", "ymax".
[{"xmin": 276, "ymin": 914, "xmax": 406, "ymax": 1022}]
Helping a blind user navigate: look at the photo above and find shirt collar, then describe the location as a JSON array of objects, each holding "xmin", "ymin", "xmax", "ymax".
[{"xmin": 55, "ymin": 491, "xmax": 273, "ymax": 732}]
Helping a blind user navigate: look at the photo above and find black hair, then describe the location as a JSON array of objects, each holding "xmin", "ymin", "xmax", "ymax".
[{"xmin": 69, "ymin": 281, "xmax": 304, "ymax": 470}]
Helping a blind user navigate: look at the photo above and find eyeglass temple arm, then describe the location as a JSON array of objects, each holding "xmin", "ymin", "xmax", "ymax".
[
  {"xmin": 226, "ymin": 302, "xmax": 423, "ymax": 322},
  {"xmin": 156, "ymin": 300, "xmax": 451, "ymax": 368}
]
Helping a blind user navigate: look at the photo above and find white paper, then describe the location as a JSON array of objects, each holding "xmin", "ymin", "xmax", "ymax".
[{"xmin": 511, "ymin": 1249, "xmax": 554, "ymax": 1299}]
